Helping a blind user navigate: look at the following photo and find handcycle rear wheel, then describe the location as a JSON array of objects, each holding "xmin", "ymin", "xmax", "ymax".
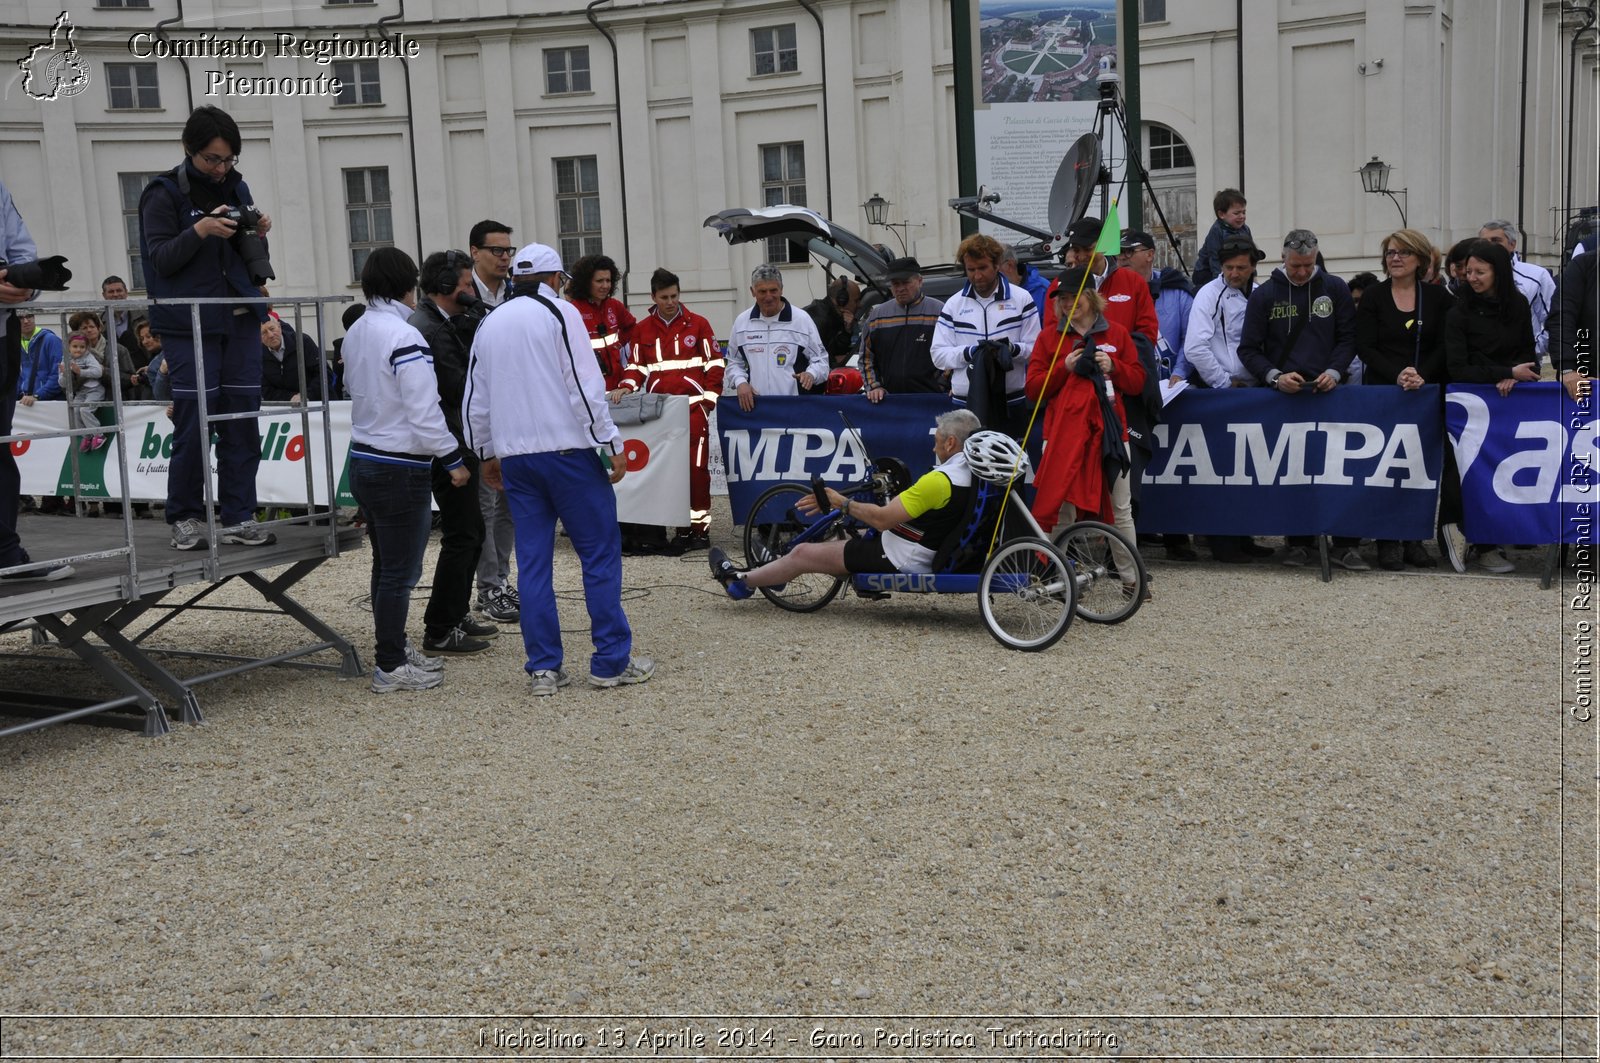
[
  {"xmin": 1051, "ymin": 520, "xmax": 1146, "ymax": 624},
  {"xmin": 742, "ymin": 482, "xmax": 846, "ymax": 613},
  {"xmin": 978, "ymin": 536, "xmax": 1077, "ymax": 651}
]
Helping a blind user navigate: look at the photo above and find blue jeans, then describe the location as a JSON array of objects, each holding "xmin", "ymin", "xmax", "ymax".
[
  {"xmin": 350, "ymin": 458, "xmax": 434, "ymax": 672},
  {"xmin": 162, "ymin": 312, "xmax": 262, "ymax": 525},
  {"xmin": 501, "ymin": 449, "xmax": 631, "ymax": 678}
]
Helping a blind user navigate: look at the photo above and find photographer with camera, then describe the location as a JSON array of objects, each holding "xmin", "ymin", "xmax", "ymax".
[
  {"xmin": 139, "ymin": 105, "xmax": 277, "ymax": 552},
  {"xmin": 1, "ymin": 178, "xmax": 74, "ymax": 581}
]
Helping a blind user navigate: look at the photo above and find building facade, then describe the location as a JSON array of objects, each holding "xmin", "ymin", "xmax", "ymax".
[{"xmin": 0, "ymin": 0, "xmax": 1593, "ymax": 341}]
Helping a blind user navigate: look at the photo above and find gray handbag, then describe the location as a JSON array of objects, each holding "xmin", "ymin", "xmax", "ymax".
[{"xmin": 609, "ymin": 390, "xmax": 666, "ymax": 425}]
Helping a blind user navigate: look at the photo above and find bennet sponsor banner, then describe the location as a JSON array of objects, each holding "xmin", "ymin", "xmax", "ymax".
[
  {"xmin": 11, "ymin": 398, "xmax": 692, "ymax": 524},
  {"xmin": 1137, "ymin": 387, "xmax": 1443, "ymax": 538},
  {"xmin": 716, "ymin": 395, "xmax": 954, "ymax": 523},
  {"xmin": 12, "ymin": 401, "xmax": 348, "ymax": 505},
  {"xmin": 1446, "ymin": 382, "xmax": 1594, "ymax": 545}
]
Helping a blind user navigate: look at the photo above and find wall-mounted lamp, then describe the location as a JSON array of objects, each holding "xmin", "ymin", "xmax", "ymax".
[
  {"xmin": 862, "ymin": 192, "xmax": 911, "ymax": 254},
  {"xmin": 1358, "ymin": 155, "xmax": 1408, "ymax": 226}
]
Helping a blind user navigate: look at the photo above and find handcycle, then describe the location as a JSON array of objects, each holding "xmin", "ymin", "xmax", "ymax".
[{"xmin": 739, "ymin": 430, "xmax": 1146, "ymax": 651}]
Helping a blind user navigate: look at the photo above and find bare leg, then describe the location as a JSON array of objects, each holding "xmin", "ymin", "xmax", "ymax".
[{"xmin": 742, "ymin": 540, "xmax": 851, "ymax": 586}]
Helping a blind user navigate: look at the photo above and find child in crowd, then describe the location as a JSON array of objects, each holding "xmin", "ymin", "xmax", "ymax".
[
  {"xmin": 58, "ymin": 333, "xmax": 107, "ymax": 452},
  {"xmin": 1191, "ymin": 189, "xmax": 1252, "ymax": 289}
]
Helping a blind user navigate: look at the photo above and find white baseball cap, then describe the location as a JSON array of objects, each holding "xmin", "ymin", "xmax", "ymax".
[{"xmin": 510, "ymin": 242, "xmax": 565, "ymax": 277}]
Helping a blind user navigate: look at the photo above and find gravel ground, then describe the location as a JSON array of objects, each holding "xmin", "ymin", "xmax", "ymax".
[{"xmin": 0, "ymin": 502, "xmax": 1591, "ymax": 1061}]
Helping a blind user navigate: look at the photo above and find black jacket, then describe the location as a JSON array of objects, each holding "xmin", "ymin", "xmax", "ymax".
[
  {"xmin": 261, "ymin": 325, "xmax": 323, "ymax": 401},
  {"xmin": 1354, "ymin": 279, "xmax": 1453, "ymax": 385},
  {"xmin": 408, "ymin": 298, "xmax": 479, "ymax": 443},
  {"xmin": 1550, "ymin": 252, "xmax": 1597, "ymax": 375},
  {"xmin": 1444, "ymin": 289, "xmax": 1534, "ymax": 383}
]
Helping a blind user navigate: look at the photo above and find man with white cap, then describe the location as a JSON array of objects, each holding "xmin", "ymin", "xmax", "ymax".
[{"xmin": 463, "ymin": 243, "xmax": 654, "ymax": 695}]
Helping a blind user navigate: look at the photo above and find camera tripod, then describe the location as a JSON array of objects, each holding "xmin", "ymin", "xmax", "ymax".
[{"xmin": 1089, "ymin": 72, "xmax": 1189, "ymax": 276}]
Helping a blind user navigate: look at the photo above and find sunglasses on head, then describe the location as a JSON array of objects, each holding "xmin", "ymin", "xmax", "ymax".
[{"xmin": 1284, "ymin": 236, "xmax": 1319, "ymax": 252}]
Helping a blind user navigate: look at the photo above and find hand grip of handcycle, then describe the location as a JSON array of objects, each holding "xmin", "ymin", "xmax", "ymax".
[{"xmin": 811, "ymin": 475, "xmax": 831, "ymax": 514}]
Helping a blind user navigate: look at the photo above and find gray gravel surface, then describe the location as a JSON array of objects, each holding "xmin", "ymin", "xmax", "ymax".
[{"xmin": 0, "ymin": 508, "xmax": 1590, "ymax": 1060}]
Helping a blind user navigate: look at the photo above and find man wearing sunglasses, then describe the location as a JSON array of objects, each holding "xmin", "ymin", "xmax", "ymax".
[
  {"xmin": 139, "ymin": 105, "xmax": 276, "ymax": 551},
  {"xmin": 465, "ymin": 220, "xmax": 519, "ymax": 624},
  {"xmin": 1237, "ymin": 228, "xmax": 1363, "ymax": 569}
]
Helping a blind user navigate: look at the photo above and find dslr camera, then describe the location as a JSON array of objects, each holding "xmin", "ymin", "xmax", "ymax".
[
  {"xmin": 222, "ymin": 204, "xmax": 275, "ymax": 285},
  {"xmin": 222, "ymin": 203, "xmax": 265, "ymax": 234}
]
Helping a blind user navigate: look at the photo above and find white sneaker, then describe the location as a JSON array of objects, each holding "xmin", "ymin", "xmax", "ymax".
[
  {"xmin": 1475, "ymin": 548, "xmax": 1515, "ymax": 574},
  {"xmin": 405, "ymin": 642, "xmax": 445, "ymax": 673},
  {"xmin": 587, "ymin": 654, "xmax": 656, "ymax": 688},
  {"xmin": 371, "ymin": 662, "xmax": 444, "ymax": 693},
  {"xmin": 1438, "ymin": 522, "xmax": 1467, "ymax": 573},
  {"xmin": 530, "ymin": 668, "xmax": 572, "ymax": 697}
]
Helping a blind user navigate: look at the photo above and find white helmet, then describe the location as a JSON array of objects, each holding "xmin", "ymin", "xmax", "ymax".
[{"xmin": 963, "ymin": 430, "xmax": 1030, "ymax": 484}]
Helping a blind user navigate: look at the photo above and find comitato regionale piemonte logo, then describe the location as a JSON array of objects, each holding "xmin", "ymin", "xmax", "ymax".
[{"xmin": 17, "ymin": 12, "xmax": 92, "ymax": 102}]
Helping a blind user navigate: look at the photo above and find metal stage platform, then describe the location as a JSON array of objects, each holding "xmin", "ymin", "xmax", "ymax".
[{"xmin": 0, "ymin": 513, "xmax": 365, "ymax": 739}]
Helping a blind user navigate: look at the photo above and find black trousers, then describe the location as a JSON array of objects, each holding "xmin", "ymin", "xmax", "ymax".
[{"xmin": 424, "ymin": 452, "xmax": 485, "ymax": 638}]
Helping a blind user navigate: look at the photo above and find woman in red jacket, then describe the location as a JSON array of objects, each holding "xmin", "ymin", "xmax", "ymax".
[
  {"xmin": 564, "ymin": 254, "xmax": 636, "ymax": 390},
  {"xmin": 1025, "ymin": 268, "xmax": 1145, "ymax": 541}
]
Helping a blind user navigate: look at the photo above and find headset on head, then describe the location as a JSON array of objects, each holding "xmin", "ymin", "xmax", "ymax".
[
  {"xmin": 425, "ymin": 249, "xmax": 474, "ymax": 296},
  {"xmin": 831, "ymin": 276, "xmax": 852, "ymax": 308}
]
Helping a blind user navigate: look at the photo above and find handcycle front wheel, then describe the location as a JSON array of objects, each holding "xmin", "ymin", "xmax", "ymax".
[
  {"xmin": 978, "ymin": 537, "xmax": 1078, "ymax": 651},
  {"xmin": 1050, "ymin": 520, "xmax": 1146, "ymax": 624},
  {"xmin": 742, "ymin": 482, "xmax": 846, "ymax": 613}
]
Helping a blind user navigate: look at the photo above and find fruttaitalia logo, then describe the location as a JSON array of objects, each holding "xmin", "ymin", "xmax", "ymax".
[{"xmin": 17, "ymin": 12, "xmax": 91, "ymax": 102}]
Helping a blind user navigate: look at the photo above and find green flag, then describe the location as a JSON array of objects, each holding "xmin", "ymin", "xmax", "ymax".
[{"xmin": 1096, "ymin": 199, "xmax": 1122, "ymax": 256}]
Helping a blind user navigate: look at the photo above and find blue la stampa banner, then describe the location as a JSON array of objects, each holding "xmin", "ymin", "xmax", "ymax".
[
  {"xmin": 1446, "ymin": 382, "xmax": 1594, "ymax": 545},
  {"xmin": 1136, "ymin": 386, "xmax": 1444, "ymax": 538},
  {"xmin": 717, "ymin": 394, "xmax": 956, "ymax": 523}
]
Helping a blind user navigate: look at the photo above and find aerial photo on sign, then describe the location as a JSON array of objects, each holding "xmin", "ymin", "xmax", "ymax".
[{"xmin": 979, "ymin": 0, "xmax": 1118, "ymax": 104}]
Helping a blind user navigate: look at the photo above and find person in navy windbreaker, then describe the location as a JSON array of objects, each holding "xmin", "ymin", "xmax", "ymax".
[{"xmin": 139, "ymin": 105, "xmax": 275, "ymax": 550}]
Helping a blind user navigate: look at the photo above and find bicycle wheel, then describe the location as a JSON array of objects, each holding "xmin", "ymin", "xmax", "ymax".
[
  {"xmin": 978, "ymin": 537, "xmax": 1077, "ymax": 651},
  {"xmin": 1051, "ymin": 520, "xmax": 1146, "ymax": 624},
  {"xmin": 741, "ymin": 482, "xmax": 846, "ymax": 613}
]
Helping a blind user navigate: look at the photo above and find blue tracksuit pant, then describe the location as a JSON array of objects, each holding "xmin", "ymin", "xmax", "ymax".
[{"xmin": 501, "ymin": 448, "xmax": 631, "ymax": 679}]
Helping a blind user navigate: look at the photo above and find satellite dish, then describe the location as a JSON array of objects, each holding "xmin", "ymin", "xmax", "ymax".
[{"xmin": 1048, "ymin": 133, "xmax": 1101, "ymax": 238}]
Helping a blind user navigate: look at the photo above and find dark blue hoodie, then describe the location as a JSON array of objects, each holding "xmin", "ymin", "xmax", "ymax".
[{"xmin": 1237, "ymin": 266, "xmax": 1356, "ymax": 384}]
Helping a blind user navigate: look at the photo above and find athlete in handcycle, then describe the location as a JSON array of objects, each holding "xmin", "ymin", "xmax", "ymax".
[{"xmin": 709, "ymin": 409, "xmax": 1146, "ymax": 651}]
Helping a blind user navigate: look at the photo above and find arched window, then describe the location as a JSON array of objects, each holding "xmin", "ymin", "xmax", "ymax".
[
  {"xmin": 1139, "ymin": 123, "xmax": 1197, "ymax": 272},
  {"xmin": 1146, "ymin": 123, "xmax": 1195, "ymax": 171}
]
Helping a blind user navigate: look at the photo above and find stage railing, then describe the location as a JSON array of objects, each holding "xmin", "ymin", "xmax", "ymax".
[{"xmin": 3, "ymin": 293, "xmax": 354, "ymax": 590}]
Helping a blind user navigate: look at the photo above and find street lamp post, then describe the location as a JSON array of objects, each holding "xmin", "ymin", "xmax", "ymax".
[
  {"xmin": 862, "ymin": 192, "xmax": 911, "ymax": 254},
  {"xmin": 1358, "ymin": 155, "xmax": 1408, "ymax": 227}
]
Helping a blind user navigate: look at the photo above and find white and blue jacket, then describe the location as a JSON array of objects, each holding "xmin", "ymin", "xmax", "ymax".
[{"xmin": 930, "ymin": 275, "xmax": 1042, "ymax": 399}]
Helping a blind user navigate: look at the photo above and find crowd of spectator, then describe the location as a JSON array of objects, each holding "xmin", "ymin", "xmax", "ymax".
[{"xmin": 8, "ymin": 166, "xmax": 1595, "ymax": 591}]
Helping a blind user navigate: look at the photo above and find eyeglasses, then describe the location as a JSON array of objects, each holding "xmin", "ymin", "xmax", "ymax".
[
  {"xmin": 477, "ymin": 246, "xmax": 514, "ymax": 257},
  {"xmin": 1283, "ymin": 237, "xmax": 1319, "ymax": 252},
  {"xmin": 1382, "ymin": 248, "xmax": 1416, "ymax": 259},
  {"xmin": 197, "ymin": 151, "xmax": 239, "ymax": 168}
]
